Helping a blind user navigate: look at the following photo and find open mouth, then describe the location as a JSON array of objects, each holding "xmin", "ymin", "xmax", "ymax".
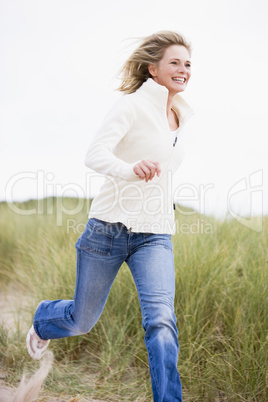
[{"xmin": 172, "ymin": 77, "xmax": 186, "ymax": 83}]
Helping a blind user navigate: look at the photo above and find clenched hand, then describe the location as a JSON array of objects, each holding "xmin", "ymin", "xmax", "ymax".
[{"xmin": 133, "ymin": 160, "xmax": 161, "ymax": 182}]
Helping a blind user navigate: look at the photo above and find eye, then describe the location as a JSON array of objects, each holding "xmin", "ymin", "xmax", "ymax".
[
  {"xmin": 186, "ymin": 63, "xmax": 191, "ymax": 68},
  {"xmin": 171, "ymin": 61, "xmax": 177, "ymax": 65}
]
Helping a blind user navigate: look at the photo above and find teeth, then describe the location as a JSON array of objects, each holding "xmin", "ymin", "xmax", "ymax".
[{"xmin": 173, "ymin": 78, "xmax": 185, "ymax": 83}]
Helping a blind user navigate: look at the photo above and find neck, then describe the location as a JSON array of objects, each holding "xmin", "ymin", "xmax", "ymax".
[{"xmin": 166, "ymin": 92, "xmax": 175, "ymax": 115}]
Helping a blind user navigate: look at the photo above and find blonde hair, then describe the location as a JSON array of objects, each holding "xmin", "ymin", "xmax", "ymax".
[{"xmin": 118, "ymin": 30, "xmax": 192, "ymax": 94}]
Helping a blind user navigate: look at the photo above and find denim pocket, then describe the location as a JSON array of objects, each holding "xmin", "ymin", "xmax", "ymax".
[
  {"xmin": 79, "ymin": 219, "xmax": 113, "ymax": 256},
  {"xmin": 142, "ymin": 233, "xmax": 173, "ymax": 253}
]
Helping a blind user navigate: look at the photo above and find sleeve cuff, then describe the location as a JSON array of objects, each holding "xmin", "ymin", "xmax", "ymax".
[{"xmin": 119, "ymin": 161, "xmax": 141, "ymax": 181}]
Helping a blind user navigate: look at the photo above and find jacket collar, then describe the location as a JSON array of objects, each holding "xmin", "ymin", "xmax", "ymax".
[{"xmin": 136, "ymin": 78, "xmax": 194, "ymax": 126}]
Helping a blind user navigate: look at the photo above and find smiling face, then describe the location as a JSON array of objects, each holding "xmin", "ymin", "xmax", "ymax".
[{"xmin": 148, "ymin": 45, "xmax": 191, "ymax": 96}]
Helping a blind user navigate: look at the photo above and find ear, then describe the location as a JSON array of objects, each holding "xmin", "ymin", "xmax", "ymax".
[{"xmin": 148, "ymin": 63, "xmax": 157, "ymax": 77}]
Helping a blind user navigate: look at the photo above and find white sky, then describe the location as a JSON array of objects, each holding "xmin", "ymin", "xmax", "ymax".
[{"xmin": 1, "ymin": 0, "xmax": 268, "ymax": 222}]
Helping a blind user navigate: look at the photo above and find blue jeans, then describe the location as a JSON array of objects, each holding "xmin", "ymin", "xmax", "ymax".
[{"xmin": 33, "ymin": 218, "xmax": 182, "ymax": 401}]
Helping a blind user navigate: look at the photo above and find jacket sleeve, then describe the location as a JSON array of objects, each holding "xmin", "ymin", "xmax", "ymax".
[{"xmin": 84, "ymin": 96, "xmax": 140, "ymax": 181}]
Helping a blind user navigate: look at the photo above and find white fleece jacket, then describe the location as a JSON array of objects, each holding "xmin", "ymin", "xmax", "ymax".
[{"xmin": 85, "ymin": 78, "xmax": 193, "ymax": 234}]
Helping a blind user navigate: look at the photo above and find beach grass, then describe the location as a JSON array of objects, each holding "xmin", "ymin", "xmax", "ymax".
[{"xmin": 0, "ymin": 198, "xmax": 267, "ymax": 401}]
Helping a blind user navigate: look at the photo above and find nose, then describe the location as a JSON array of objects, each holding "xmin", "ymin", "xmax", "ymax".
[{"xmin": 177, "ymin": 64, "xmax": 187, "ymax": 74}]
